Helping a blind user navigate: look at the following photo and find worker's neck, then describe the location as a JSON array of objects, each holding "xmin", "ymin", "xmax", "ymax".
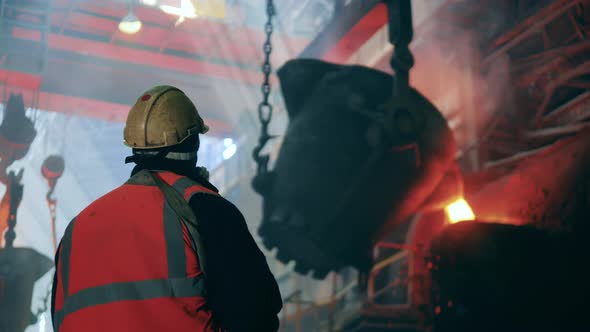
[{"xmin": 131, "ymin": 158, "xmax": 197, "ymax": 176}]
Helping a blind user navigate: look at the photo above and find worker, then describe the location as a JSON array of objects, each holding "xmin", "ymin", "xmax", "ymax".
[{"xmin": 51, "ymin": 86, "xmax": 283, "ymax": 332}]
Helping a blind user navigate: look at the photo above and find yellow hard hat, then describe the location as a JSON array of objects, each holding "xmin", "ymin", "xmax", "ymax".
[{"xmin": 124, "ymin": 85, "xmax": 209, "ymax": 149}]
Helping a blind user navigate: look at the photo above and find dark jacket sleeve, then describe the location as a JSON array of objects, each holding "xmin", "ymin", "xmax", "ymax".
[
  {"xmin": 190, "ymin": 194, "xmax": 282, "ymax": 332},
  {"xmin": 51, "ymin": 243, "xmax": 61, "ymax": 326}
]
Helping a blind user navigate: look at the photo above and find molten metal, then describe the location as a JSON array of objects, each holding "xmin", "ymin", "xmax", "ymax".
[{"xmin": 445, "ymin": 198, "xmax": 475, "ymax": 223}]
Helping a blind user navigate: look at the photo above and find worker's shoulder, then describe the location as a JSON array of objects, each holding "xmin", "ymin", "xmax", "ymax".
[
  {"xmin": 188, "ymin": 190, "xmax": 244, "ymax": 218},
  {"xmin": 186, "ymin": 173, "xmax": 220, "ymax": 194},
  {"xmin": 73, "ymin": 183, "xmax": 138, "ymax": 219},
  {"xmin": 188, "ymin": 189, "xmax": 233, "ymax": 207},
  {"xmin": 184, "ymin": 178, "xmax": 220, "ymax": 197}
]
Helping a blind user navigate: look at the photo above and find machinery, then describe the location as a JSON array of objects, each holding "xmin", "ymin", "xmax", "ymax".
[
  {"xmin": 427, "ymin": 129, "xmax": 590, "ymax": 332},
  {"xmin": 0, "ymin": 93, "xmax": 53, "ymax": 332},
  {"xmin": 252, "ymin": 0, "xmax": 462, "ymax": 278},
  {"xmin": 430, "ymin": 221, "xmax": 587, "ymax": 332},
  {"xmin": 42, "ymin": 155, "xmax": 66, "ymax": 251},
  {"xmin": 257, "ymin": 60, "xmax": 460, "ymax": 277},
  {"xmin": 250, "ymin": 0, "xmax": 590, "ymax": 330}
]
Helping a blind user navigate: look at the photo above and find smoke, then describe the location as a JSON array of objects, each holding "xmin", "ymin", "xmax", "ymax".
[
  {"xmin": 414, "ymin": 20, "xmax": 513, "ymax": 142},
  {"xmin": 375, "ymin": 16, "xmax": 514, "ymax": 147}
]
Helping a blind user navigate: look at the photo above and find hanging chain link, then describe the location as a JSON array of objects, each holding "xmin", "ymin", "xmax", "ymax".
[
  {"xmin": 252, "ymin": 0, "xmax": 275, "ymax": 177},
  {"xmin": 47, "ymin": 195, "xmax": 57, "ymax": 252},
  {"xmin": 380, "ymin": 0, "xmax": 424, "ymax": 143}
]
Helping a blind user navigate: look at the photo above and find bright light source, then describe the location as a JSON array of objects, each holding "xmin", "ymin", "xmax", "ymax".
[
  {"xmin": 160, "ymin": 5, "xmax": 197, "ymax": 18},
  {"xmin": 160, "ymin": 0, "xmax": 197, "ymax": 19},
  {"xmin": 445, "ymin": 198, "xmax": 475, "ymax": 224},
  {"xmin": 194, "ymin": 0, "xmax": 226, "ymax": 19},
  {"xmin": 119, "ymin": 20, "xmax": 142, "ymax": 34},
  {"xmin": 223, "ymin": 138, "xmax": 233, "ymax": 147},
  {"xmin": 119, "ymin": 12, "xmax": 142, "ymax": 34},
  {"xmin": 141, "ymin": 0, "xmax": 157, "ymax": 6},
  {"xmin": 223, "ymin": 143, "xmax": 237, "ymax": 160}
]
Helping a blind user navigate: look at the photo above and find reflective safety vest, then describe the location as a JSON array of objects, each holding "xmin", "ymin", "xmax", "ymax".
[{"xmin": 53, "ymin": 170, "xmax": 220, "ymax": 332}]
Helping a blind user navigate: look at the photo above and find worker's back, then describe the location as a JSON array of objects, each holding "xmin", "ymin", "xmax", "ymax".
[
  {"xmin": 52, "ymin": 170, "xmax": 217, "ymax": 332},
  {"xmin": 52, "ymin": 85, "xmax": 282, "ymax": 331}
]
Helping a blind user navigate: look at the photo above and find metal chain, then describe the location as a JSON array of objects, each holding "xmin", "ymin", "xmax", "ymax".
[
  {"xmin": 381, "ymin": 0, "xmax": 423, "ymax": 142},
  {"xmin": 252, "ymin": 0, "xmax": 275, "ymax": 177},
  {"xmin": 4, "ymin": 169, "xmax": 24, "ymax": 248},
  {"xmin": 47, "ymin": 196, "xmax": 57, "ymax": 252},
  {"xmin": 385, "ymin": 0, "xmax": 414, "ymax": 98}
]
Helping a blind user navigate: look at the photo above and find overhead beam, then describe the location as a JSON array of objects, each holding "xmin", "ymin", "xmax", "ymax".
[
  {"xmin": 0, "ymin": 69, "xmax": 42, "ymax": 90},
  {"xmin": 490, "ymin": 0, "xmax": 579, "ymax": 49},
  {"xmin": 344, "ymin": 0, "xmax": 454, "ymax": 67},
  {"xmin": 484, "ymin": 0, "xmax": 582, "ymax": 67},
  {"xmin": 0, "ymin": 69, "xmax": 231, "ymax": 136},
  {"xmin": 323, "ymin": 3, "xmax": 388, "ymax": 63},
  {"xmin": 299, "ymin": 0, "xmax": 385, "ymax": 61},
  {"xmin": 301, "ymin": 0, "xmax": 453, "ymax": 68},
  {"xmin": 12, "ymin": 28, "xmax": 267, "ymax": 86},
  {"xmin": 51, "ymin": 5, "xmax": 309, "ymax": 69},
  {"xmin": 36, "ymin": 91, "xmax": 230, "ymax": 136},
  {"xmin": 523, "ymin": 122, "xmax": 590, "ymax": 139}
]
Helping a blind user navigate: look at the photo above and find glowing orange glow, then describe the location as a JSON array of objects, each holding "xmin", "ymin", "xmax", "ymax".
[
  {"xmin": 445, "ymin": 198, "xmax": 475, "ymax": 223},
  {"xmin": 0, "ymin": 189, "xmax": 11, "ymax": 235}
]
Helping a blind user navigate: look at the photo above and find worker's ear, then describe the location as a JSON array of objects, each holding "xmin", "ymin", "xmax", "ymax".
[{"xmin": 277, "ymin": 59, "xmax": 341, "ymax": 119}]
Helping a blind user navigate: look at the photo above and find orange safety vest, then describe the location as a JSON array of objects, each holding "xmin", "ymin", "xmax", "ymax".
[{"xmin": 53, "ymin": 170, "xmax": 220, "ymax": 332}]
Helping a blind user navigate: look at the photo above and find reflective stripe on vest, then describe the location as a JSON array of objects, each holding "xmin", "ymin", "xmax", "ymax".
[{"xmin": 53, "ymin": 173, "xmax": 214, "ymax": 331}]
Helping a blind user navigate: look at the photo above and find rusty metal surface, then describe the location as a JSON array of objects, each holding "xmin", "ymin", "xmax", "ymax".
[{"xmin": 466, "ymin": 129, "xmax": 590, "ymax": 229}]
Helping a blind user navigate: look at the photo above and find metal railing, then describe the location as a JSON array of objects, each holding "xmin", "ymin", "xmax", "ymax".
[
  {"xmin": 277, "ymin": 237, "xmax": 433, "ymax": 331},
  {"xmin": 280, "ymin": 274, "xmax": 362, "ymax": 332},
  {"xmin": 367, "ymin": 250, "xmax": 411, "ymax": 307}
]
